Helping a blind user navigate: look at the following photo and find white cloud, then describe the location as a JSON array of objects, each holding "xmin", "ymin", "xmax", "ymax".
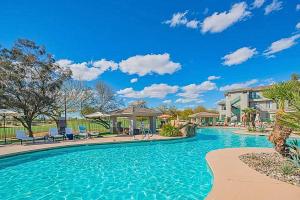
[
  {"xmin": 186, "ymin": 20, "xmax": 200, "ymax": 29},
  {"xmin": 117, "ymin": 84, "xmax": 179, "ymax": 99},
  {"xmin": 176, "ymin": 98, "xmax": 204, "ymax": 104},
  {"xmin": 264, "ymin": 34, "xmax": 300, "ymax": 57},
  {"xmin": 264, "ymin": 0, "xmax": 283, "ymax": 15},
  {"xmin": 56, "ymin": 59, "xmax": 117, "ymax": 81},
  {"xmin": 201, "ymin": 2, "xmax": 251, "ymax": 33},
  {"xmin": 164, "ymin": 11, "xmax": 200, "ymax": 29},
  {"xmin": 130, "ymin": 78, "xmax": 138, "ymax": 83},
  {"xmin": 219, "ymin": 79, "xmax": 258, "ymax": 91},
  {"xmin": 297, "ymin": 4, "xmax": 300, "ymax": 11},
  {"xmin": 119, "ymin": 53, "xmax": 181, "ymax": 76},
  {"xmin": 177, "ymin": 81, "xmax": 216, "ymax": 103},
  {"xmin": 93, "ymin": 59, "xmax": 118, "ymax": 73},
  {"xmin": 296, "ymin": 22, "xmax": 300, "ymax": 30},
  {"xmin": 208, "ymin": 75, "xmax": 221, "ymax": 81},
  {"xmin": 252, "ymin": 0, "xmax": 265, "ymax": 8},
  {"xmin": 222, "ymin": 47, "xmax": 257, "ymax": 66},
  {"xmin": 163, "ymin": 100, "xmax": 172, "ymax": 104},
  {"xmin": 164, "ymin": 11, "xmax": 188, "ymax": 27}
]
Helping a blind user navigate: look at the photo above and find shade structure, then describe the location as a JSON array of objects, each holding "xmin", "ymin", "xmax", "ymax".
[
  {"xmin": 0, "ymin": 109, "xmax": 18, "ymax": 144},
  {"xmin": 188, "ymin": 112, "xmax": 219, "ymax": 126},
  {"xmin": 84, "ymin": 112, "xmax": 110, "ymax": 119},
  {"xmin": 109, "ymin": 101, "xmax": 161, "ymax": 134}
]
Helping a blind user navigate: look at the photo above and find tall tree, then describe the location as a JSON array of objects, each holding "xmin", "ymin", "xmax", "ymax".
[
  {"xmin": 0, "ymin": 39, "xmax": 71, "ymax": 136},
  {"xmin": 93, "ymin": 81, "xmax": 122, "ymax": 113},
  {"xmin": 44, "ymin": 80, "xmax": 93, "ymax": 127},
  {"xmin": 262, "ymin": 76, "xmax": 299, "ymax": 155}
]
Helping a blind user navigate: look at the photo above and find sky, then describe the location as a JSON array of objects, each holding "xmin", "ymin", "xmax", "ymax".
[{"xmin": 0, "ymin": 0, "xmax": 299, "ymax": 109}]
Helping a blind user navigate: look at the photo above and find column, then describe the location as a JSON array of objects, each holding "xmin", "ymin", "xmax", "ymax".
[
  {"xmin": 149, "ymin": 116, "xmax": 156, "ymax": 134},
  {"xmin": 212, "ymin": 117, "xmax": 216, "ymax": 126},
  {"xmin": 225, "ymin": 95, "xmax": 232, "ymax": 122},
  {"xmin": 111, "ymin": 116, "xmax": 117, "ymax": 134},
  {"xmin": 129, "ymin": 116, "xmax": 137, "ymax": 135}
]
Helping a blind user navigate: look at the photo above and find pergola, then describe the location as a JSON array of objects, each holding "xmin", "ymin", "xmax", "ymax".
[
  {"xmin": 189, "ymin": 112, "xmax": 219, "ymax": 126},
  {"xmin": 109, "ymin": 101, "xmax": 160, "ymax": 134}
]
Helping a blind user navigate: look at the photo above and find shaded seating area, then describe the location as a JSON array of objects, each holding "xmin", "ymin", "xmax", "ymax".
[
  {"xmin": 189, "ymin": 112, "xmax": 219, "ymax": 126},
  {"xmin": 109, "ymin": 101, "xmax": 160, "ymax": 135}
]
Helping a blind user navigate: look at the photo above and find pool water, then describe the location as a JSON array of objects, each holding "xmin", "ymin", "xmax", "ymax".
[{"xmin": 0, "ymin": 128, "xmax": 273, "ymax": 200}]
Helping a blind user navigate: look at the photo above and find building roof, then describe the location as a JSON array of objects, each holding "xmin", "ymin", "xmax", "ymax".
[
  {"xmin": 224, "ymin": 86, "xmax": 269, "ymax": 95},
  {"xmin": 217, "ymin": 100, "xmax": 226, "ymax": 105},
  {"xmin": 189, "ymin": 112, "xmax": 219, "ymax": 118},
  {"xmin": 109, "ymin": 101, "xmax": 161, "ymax": 117}
]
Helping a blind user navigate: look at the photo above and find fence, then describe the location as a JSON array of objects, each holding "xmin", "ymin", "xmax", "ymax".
[{"xmin": 0, "ymin": 118, "xmax": 162, "ymax": 140}]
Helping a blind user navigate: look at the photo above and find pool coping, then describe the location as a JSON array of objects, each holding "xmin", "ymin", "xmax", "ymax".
[
  {"xmin": 206, "ymin": 147, "xmax": 300, "ymax": 200},
  {"xmin": 0, "ymin": 135, "xmax": 186, "ymax": 159}
]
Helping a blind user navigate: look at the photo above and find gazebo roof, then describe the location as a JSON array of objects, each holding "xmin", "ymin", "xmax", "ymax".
[
  {"xmin": 109, "ymin": 101, "xmax": 160, "ymax": 117},
  {"xmin": 188, "ymin": 112, "xmax": 219, "ymax": 118}
]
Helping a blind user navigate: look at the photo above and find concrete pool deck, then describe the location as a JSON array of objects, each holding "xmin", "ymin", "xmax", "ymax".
[
  {"xmin": 0, "ymin": 134, "xmax": 180, "ymax": 157},
  {"xmin": 206, "ymin": 148, "xmax": 300, "ymax": 200}
]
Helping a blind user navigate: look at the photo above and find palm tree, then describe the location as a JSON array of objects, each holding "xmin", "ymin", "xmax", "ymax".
[
  {"xmin": 262, "ymin": 79, "xmax": 299, "ymax": 155},
  {"xmin": 242, "ymin": 108, "xmax": 257, "ymax": 129},
  {"xmin": 278, "ymin": 88, "xmax": 300, "ymax": 132}
]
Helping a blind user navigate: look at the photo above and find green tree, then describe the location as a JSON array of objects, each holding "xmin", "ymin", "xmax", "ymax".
[
  {"xmin": 179, "ymin": 108, "xmax": 194, "ymax": 120},
  {"xmin": 193, "ymin": 106, "xmax": 207, "ymax": 113},
  {"xmin": 262, "ymin": 77, "xmax": 299, "ymax": 155},
  {"xmin": 278, "ymin": 92, "xmax": 300, "ymax": 132},
  {"xmin": 0, "ymin": 39, "xmax": 71, "ymax": 136},
  {"xmin": 242, "ymin": 108, "xmax": 257, "ymax": 128}
]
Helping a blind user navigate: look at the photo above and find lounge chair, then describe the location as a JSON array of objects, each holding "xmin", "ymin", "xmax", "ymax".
[
  {"xmin": 16, "ymin": 130, "xmax": 34, "ymax": 145},
  {"xmin": 78, "ymin": 125, "xmax": 88, "ymax": 139},
  {"xmin": 89, "ymin": 131, "xmax": 100, "ymax": 138},
  {"xmin": 49, "ymin": 128, "xmax": 65, "ymax": 142},
  {"xmin": 65, "ymin": 128, "xmax": 74, "ymax": 140}
]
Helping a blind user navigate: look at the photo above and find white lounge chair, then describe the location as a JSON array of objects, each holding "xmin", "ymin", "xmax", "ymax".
[
  {"xmin": 16, "ymin": 130, "xmax": 34, "ymax": 145},
  {"xmin": 49, "ymin": 128, "xmax": 65, "ymax": 142}
]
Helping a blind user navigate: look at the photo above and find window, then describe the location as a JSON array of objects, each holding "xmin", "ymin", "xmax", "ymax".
[
  {"xmin": 266, "ymin": 101, "xmax": 272, "ymax": 109},
  {"xmin": 249, "ymin": 92, "xmax": 260, "ymax": 99}
]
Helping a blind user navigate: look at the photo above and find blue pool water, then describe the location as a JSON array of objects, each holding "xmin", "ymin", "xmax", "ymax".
[{"xmin": 0, "ymin": 128, "xmax": 273, "ymax": 200}]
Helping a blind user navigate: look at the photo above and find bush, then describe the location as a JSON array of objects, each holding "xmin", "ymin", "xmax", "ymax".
[
  {"xmin": 280, "ymin": 163, "xmax": 295, "ymax": 176},
  {"xmin": 160, "ymin": 124, "xmax": 181, "ymax": 137},
  {"xmin": 287, "ymin": 140, "xmax": 300, "ymax": 168}
]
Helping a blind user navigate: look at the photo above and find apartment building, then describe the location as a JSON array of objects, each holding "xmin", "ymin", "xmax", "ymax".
[{"xmin": 217, "ymin": 86, "xmax": 279, "ymax": 122}]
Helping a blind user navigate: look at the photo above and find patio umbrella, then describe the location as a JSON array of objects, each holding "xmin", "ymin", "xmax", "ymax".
[
  {"xmin": 0, "ymin": 109, "xmax": 18, "ymax": 144},
  {"xmin": 84, "ymin": 112, "xmax": 110, "ymax": 119},
  {"xmin": 158, "ymin": 114, "xmax": 171, "ymax": 120}
]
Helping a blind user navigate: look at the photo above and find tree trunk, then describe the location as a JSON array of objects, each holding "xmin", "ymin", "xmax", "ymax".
[
  {"xmin": 268, "ymin": 112, "xmax": 292, "ymax": 156},
  {"xmin": 55, "ymin": 119, "xmax": 59, "ymax": 129},
  {"xmin": 27, "ymin": 126, "xmax": 34, "ymax": 137}
]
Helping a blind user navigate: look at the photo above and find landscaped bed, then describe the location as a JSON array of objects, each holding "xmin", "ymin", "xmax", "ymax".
[{"xmin": 240, "ymin": 153, "xmax": 300, "ymax": 186}]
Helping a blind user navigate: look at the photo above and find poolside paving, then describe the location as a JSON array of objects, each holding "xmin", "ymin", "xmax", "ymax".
[
  {"xmin": 0, "ymin": 134, "xmax": 178, "ymax": 157},
  {"xmin": 206, "ymin": 148, "xmax": 300, "ymax": 200}
]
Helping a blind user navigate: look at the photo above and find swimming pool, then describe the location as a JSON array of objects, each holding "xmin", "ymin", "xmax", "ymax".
[{"xmin": 0, "ymin": 128, "xmax": 273, "ymax": 200}]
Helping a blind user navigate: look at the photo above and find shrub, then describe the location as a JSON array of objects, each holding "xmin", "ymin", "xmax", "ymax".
[
  {"xmin": 287, "ymin": 140, "xmax": 300, "ymax": 168},
  {"xmin": 160, "ymin": 124, "xmax": 181, "ymax": 137},
  {"xmin": 280, "ymin": 162, "xmax": 295, "ymax": 176}
]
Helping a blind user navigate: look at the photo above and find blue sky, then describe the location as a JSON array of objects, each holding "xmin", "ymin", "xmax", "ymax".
[{"xmin": 0, "ymin": 0, "xmax": 299, "ymax": 109}]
